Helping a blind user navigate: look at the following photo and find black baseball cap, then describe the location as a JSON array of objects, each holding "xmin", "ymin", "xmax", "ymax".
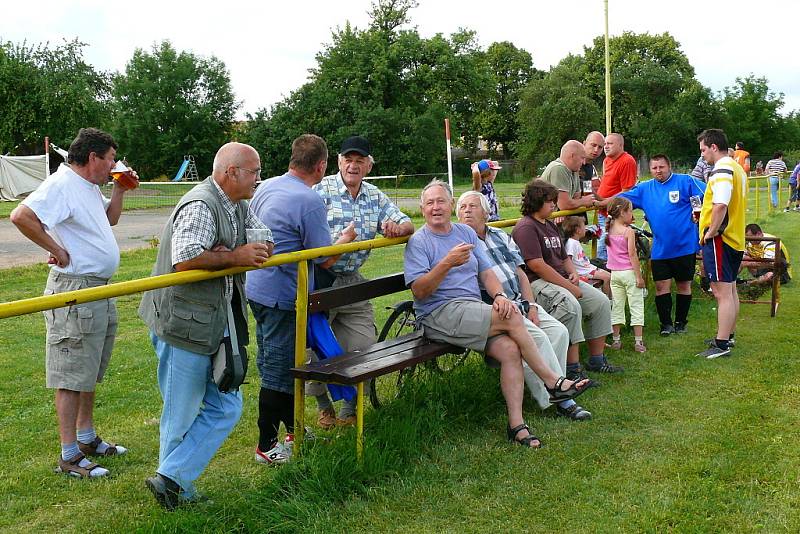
[{"xmin": 340, "ymin": 136, "xmax": 371, "ymax": 157}]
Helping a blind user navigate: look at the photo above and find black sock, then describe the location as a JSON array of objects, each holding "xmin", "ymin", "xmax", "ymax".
[
  {"xmin": 258, "ymin": 388, "xmax": 293, "ymax": 450},
  {"xmin": 674, "ymin": 293, "xmax": 692, "ymax": 325},
  {"xmin": 715, "ymin": 338, "xmax": 729, "ymax": 350},
  {"xmin": 655, "ymin": 293, "xmax": 673, "ymax": 326},
  {"xmin": 280, "ymin": 392, "xmax": 295, "ymax": 434}
]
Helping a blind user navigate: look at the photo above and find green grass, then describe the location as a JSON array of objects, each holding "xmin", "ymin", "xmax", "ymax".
[{"xmin": 1, "ymin": 206, "xmax": 800, "ymax": 532}]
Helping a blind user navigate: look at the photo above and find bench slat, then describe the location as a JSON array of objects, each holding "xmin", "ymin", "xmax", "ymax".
[{"xmin": 309, "ymin": 272, "xmax": 407, "ymax": 313}]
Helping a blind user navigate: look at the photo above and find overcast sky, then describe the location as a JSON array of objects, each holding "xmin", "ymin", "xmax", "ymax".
[{"xmin": 4, "ymin": 0, "xmax": 798, "ymax": 120}]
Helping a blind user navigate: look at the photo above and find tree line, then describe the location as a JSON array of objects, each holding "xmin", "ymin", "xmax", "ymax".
[{"xmin": 2, "ymin": 0, "xmax": 798, "ymax": 180}]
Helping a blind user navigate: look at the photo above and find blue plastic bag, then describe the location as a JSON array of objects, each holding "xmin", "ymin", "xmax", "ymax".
[{"xmin": 306, "ymin": 312, "xmax": 356, "ymax": 402}]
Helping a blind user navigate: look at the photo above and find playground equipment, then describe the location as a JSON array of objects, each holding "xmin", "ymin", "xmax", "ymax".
[{"xmin": 172, "ymin": 155, "xmax": 199, "ymax": 182}]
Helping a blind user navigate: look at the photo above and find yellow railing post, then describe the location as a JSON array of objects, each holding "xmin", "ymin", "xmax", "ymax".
[
  {"xmin": 356, "ymin": 382, "xmax": 365, "ymax": 462},
  {"xmin": 755, "ymin": 176, "xmax": 760, "ymax": 219},
  {"xmin": 293, "ymin": 260, "xmax": 309, "ymax": 456}
]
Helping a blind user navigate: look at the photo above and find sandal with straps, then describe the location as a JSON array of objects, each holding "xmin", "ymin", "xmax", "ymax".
[
  {"xmin": 546, "ymin": 376, "xmax": 593, "ymax": 404},
  {"xmin": 506, "ymin": 423, "xmax": 542, "ymax": 449},
  {"xmin": 79, "ymin": 436, "xmax": 126, "ymax": 457},
  {"xmin": 55, "ymin": 453, "xmax": 107, "ymax": 478}
]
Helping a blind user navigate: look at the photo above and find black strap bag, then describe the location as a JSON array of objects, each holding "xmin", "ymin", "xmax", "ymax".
[{"xmin": 212, "ymin": 296, "xmax": 248, "ymax": 393}]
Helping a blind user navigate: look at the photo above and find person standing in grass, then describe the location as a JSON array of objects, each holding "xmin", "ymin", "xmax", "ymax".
[
  {"xmin": 784, "ymin": 160, "xmax": 800, "ymax": 212},
  {"xmin": 695, "ymin": 129, "xmax": 747, "ymax": 359},
  {"xmin": 308, "ymin": 135, "xmax": 414, "ymax": 429},
  {"xmin": 540, "ymin": 140, "xmax": 598, "ymax": 216},
  {"xmin": 617, "ymin": 154, "xmax": 706, "ymax": 336},
  {"xmin": 595, "ymin": 133, "xmax": 638, "ymax": 261},
  {"xmin": 10, "ymin": 128, "xmax": 137, "ymax": 479},
  {"xmin": 604, "ymin": 197, "xmax": 647, "ymax": 353},
  {"xmin": 471, "ymin": 159, "xmax": 502, "ymax": 221},
  {"xmin": 139, "ymin": 142, "xmax": 273, "ymax": 509},
  {"xmin": 765, "ymin": 152, "xmax": 787, "ymax": 209}
]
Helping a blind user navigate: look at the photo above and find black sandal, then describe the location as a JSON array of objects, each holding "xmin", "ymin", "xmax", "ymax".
[
  {"xmin": 506, "ymin": 423, "xmax": 542, "ymax": 449},
  {"xmin": 546, "ymin": 376, "xmax": 593, "ymax": 404}
]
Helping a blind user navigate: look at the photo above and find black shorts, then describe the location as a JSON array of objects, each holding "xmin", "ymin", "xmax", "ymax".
[{"xmin": 651, "ymin": 253, "xmax": 696, "ymax": 282}]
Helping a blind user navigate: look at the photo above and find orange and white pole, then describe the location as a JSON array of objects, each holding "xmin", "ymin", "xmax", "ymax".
[
  {"xmin": 44, "ymin": 136, "xmax": 50, "ymax": 177},
  {"xmin": 445, "ymin": 118, "xmax": 454, "ymax": 193}
]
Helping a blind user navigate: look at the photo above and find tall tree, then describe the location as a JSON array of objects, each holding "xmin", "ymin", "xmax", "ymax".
[
  {"xmin": 112, "ymin": 40, "xmax": 237, "ymax": 178},
  {"xmin": 720, "ymin": 75, "xmax": 788, "ymax": 157},
  {"xmin": 0, "ymin": 40, "xmax": 110, "ymax": 154},
  {"xmin": 477, "ymin": 41, "xmax": 535, "ymax": 157}
]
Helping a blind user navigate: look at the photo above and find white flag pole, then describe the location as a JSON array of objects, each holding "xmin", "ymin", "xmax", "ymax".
[{"xmin": 445, "ymin": 118, "xmax": 453, "ymax": 193}]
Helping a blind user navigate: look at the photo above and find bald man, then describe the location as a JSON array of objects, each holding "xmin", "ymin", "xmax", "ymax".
[
  {"xmin": 540, "ymin": 140, "xmax": 598, "ymax": 212},
  {"xmin": 579, "ymin": 131, "xmax": 605, "ymax": 191},
  {"xmin": 596, "ymin": 133, "xmax": 638, "ymax": 260},
  {"xmin": 140, "ymin": 142, "xmax": 274, "ymax": 509}
]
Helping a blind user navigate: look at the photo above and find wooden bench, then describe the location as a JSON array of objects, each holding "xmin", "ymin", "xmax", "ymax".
[{"xmin": 290, "ymin": 272, "xmax": 461, "ymax": 458}]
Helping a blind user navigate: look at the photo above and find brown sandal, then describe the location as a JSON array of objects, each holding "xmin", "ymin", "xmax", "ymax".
[
  {"xmin": 79, "ymin": 436, "xmax": 124, "ymax": 457},
  {"xmin": 55, "ymin": 453, "xmax": 107, "ymax": 478}
]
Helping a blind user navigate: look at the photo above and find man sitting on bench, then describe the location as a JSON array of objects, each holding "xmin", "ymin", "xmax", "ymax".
[
  {"xmin": 403, "ymin": 180, "xmax": 592, "ymax": 449},
  {"xmin": 741, "ymin": 223, "xmax": 791, "ymax": 286}
]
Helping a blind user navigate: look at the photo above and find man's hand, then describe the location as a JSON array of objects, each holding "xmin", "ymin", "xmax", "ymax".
[
  {"xmin": 527, "ymin": 304, "xmax": 540, "ymax": 326},
  {"xmin": 444, "ymin": 243, "xmax": 474, "ymax": 268},
  {"xmin": 227, "ymin": 243, "xmax": 271, "ymax": 267},
  {"xmin": 48, "ymin": 246, "xmax": 70, "ymax": 268},
  {"xmin": 493, "ymin": 295, "xmax": 519, "ymax": 320},
  {"xmin": 581, "ymin": 195, "xmax": 596, "ymax": 207},
  {"xmin": 338, "ymin": 222, "xmax": 357, "ymax": 244},
  {"xmin": 635, "ymin": 275, "xmax": 645, "ymax": 289},
  {"xmin": 112, "ymin": 170, "xmax": 140, "ymax": 191},
  {"xmin": 700, "ymin": 227, "xmax": 715, "ymax": 246},
  {"xmin": 382, "ymin": 220, "xmax": 407, "ymax": 238},
  {"xmin": 567, "ymin": 271, "xmax": 580, "ymax": 286}
]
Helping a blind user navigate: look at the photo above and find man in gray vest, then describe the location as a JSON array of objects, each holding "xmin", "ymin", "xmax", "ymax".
[{"xmin": 139, "ymin": 142, "xmax": 273, "ymax": 509}]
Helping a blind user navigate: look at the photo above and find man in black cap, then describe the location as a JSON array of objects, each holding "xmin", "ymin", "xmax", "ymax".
[{"xmin": 308, "ymin": 136, "xmax": 414, "ymax": 428}]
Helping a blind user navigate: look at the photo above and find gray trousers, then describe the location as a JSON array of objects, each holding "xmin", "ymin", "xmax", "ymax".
[
  {"xmin": 530, "ymin": 279, "xmax": 613, "ymax": 345},
  {"xmin": 521, "ymin": 304, "xmax": 570, "ymax": 410}
]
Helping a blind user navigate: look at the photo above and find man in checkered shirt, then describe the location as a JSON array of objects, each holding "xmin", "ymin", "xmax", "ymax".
[
  {"xmin": 139, "ymin": 142, "xmax": 272, "ymax": 509},
  {"xmin": 309, "ymin": 135, "xmax": 414, "ymax": 428}
]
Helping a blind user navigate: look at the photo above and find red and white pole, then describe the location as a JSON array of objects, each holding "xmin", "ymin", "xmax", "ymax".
[
  {"xmin": 445, "ymin": 118, "xmax": 453, "ymax": 193},
  {"xmin": 44, "ymin": 136, "xmax": 50, "ymax": 177}
]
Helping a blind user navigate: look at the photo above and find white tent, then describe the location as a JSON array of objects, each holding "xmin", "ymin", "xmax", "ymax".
[{"xmin": 0, "ymin": 154, "xmax": 48, "ymax": 201}]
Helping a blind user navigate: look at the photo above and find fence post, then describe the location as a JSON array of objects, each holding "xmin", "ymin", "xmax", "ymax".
[{"xmin": 293, "ymin": 260, "xmax": 309, "ymax": 456}]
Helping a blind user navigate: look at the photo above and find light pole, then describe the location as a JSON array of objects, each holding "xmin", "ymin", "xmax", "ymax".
[{"xmin": 604, "ymin": 0, "xmax": 611, "ymax": 135}]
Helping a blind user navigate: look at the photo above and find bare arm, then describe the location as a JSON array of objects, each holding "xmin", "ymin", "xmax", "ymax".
[
  {"xmin": 516, "ymin": 266, "xmax": 539, "ymax": 325},
  {"xmin": 626, "ymin": 228, "xmax": 644, "ymax": 286},
  {"xmin": 479, "ymin": 268, "xmax": 518, "ymax": 319},
  {"xmin": 382, "ymin": 219, "xmax": 415, "ymax": 238},
  {"xmin": 471, "ymin": 165, "xmax": 482, "ymax": 192},
  {"xmin": 319, "ymin": 222, "xmax": 357, "ymax": 269},
  {"xmin": 557, "ymin": 190, "xmax": 594, "ymax": 210},
  {"xmin": 525, "ymin": 257, "xmax": 581, "ymax": 298},
  {"xmin": 700, "ymin": 203, "xmax": 729, "ymax": 245},
  {"xmin": 10, "ymin": 205, "xmax": 70, "ymax": 267},
  {"xmin": 106, "ymin": 184, "xmax": 125, "ymax": 226},
  {"xmin": 175, "ymin": 242, "xmax": 271, "ymax": 271}
]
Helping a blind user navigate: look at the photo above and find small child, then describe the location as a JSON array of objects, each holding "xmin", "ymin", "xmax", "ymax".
[
  {"xmin": 562, "ymin": 216, "xmax": 611, "ymax": 298},
  {"xmin": 605, "ymin": 197, "xmax": 646, "ymax": 352},
  {"xmin": 471, "ymin": 159, "xmax": 501, "ymax": 221}
]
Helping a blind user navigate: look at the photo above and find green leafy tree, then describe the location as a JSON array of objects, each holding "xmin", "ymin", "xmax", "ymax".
[
  {"xmin": 111, "ymin": 40, "xmax": 237, "ymax": 178},
  {"xmin": 243, "ymin": 1, "xmax": 485, "ymax": 177},
  {"xmin": 0, "ymin": 40, "xmax": 110, "ymax": 154},
  {"xmin": 477, "ymin": 41, "xmax": 535, "ymax": 157},
  {"xmin": 720, "ymin": 75, "xmax": 789, "ymax": 157}
]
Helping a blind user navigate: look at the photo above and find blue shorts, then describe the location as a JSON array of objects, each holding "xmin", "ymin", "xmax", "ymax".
[
  {"xmin": 249, "ymin": 300, "xmax": 296, "ymax": 394},
  {"xmin": 702, "ymin": 235, "xmax": 744, "ymax": 283}
]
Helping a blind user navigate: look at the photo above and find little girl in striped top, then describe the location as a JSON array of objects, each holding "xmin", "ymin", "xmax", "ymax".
[{"xmin": 605, "ymin": 197, "xmax": 646, "ymax": 352}]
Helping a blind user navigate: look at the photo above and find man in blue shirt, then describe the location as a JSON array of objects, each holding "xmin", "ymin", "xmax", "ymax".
[
  {"xmin": 246, "ymin": 134, "xmax": 355, "ymax": 465},
  {"xmin": 619, "ymin": 154, "xmax": 706, "ymax": 335}
]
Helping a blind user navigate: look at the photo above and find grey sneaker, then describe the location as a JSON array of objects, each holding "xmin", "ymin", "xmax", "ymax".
[
  {"xmin": 556, "ymin": 404, "xmax": 592, "ymax": 421},
  {"xmin": 705, "ymin": 337, "xmax": 735, "ymax": 348},
  {"xmin": 660, "ymin": 324, "xmax": 675, "ymax": 336},
  {"xmin": 697, "ymin": 345, "xmax": 731, "ymax": 359},
  {"xmin": 673, "ymin": 322, "xmax": 688, "ymax": 334}
]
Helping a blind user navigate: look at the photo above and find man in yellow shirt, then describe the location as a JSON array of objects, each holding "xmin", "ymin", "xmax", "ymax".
[{"xmin": 696, "ymin": 129, "xmax": 747, "ymax": 359}]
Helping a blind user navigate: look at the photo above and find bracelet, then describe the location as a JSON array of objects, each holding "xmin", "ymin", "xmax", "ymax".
[{"xmin": 493, "ymin": 292, "xmax": 507, "ymax": 300}]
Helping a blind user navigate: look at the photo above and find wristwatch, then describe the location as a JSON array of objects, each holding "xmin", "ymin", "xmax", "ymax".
[{"xmin": 493, "ymin": 291, "xmax": 508, "ymax": 300}]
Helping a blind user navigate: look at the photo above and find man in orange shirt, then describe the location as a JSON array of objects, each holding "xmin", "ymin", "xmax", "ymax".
[
  {"xmin": 733, "ymin": 142, "xmax": 751, "ymax": 174},
  {"xmin": 596, "ymin": 133, "xmax": 638, "ymax": 260}
]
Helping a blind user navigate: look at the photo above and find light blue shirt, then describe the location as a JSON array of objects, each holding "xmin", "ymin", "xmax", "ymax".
[
  {"xmin": 246, "ymin": 173, "xmax": 332, "ymax": 310},
  {"xmin": 404, "ymin": 223, "xmax": 492, "ymax": 320},
  {"xmin": 314, "ymin": 173, "xmax": 410, "ymax": 274}
]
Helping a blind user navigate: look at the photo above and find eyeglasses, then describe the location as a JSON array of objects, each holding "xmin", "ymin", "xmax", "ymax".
[{"xmin": 237, "ymin": 166, "xmax": 261, "ymax": 177}]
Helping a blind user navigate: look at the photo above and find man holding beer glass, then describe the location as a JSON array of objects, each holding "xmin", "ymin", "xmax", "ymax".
[{"xmin": 617, "ymin": 154, "xmax": 706, "ymax": 336}]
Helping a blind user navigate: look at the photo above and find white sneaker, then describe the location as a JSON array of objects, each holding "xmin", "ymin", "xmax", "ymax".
[{"xmin": 255, "ymin": 441, "xmax": 291, "ymax": 465}]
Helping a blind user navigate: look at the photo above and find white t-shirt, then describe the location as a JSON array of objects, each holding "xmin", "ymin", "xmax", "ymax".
[
  {"xmin": 22, "ymin": 164, "xmax": 119, "ymax": 279},
  {"xmin": 564, "ymin": 238, "xmax": 596, "ymax": 277}
]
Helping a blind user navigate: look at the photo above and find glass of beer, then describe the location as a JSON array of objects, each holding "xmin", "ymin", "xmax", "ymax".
[
  {"xmin": 690, "ymin": 195, "xmax": 702, "ymax": 223},
  {"xmin": 246, "ymin": 228, "xmax": 271, "ymax": 244},
  {"xmin": 111, "ymin": 159, "xmax": 139, "ymax": 189}
]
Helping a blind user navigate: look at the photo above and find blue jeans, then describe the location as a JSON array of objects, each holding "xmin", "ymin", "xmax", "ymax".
[
  {"xmin": 596, "ymin": 212, "xmax": 608, "ymax": 261},
  {"xmin": 151, "ymin": 333, "xmax": 242, "ymax": 497},
  {"xmin": 769, "ymin": 176, "xmax": 779, "ymax": 207},
  {"xmin": 249, "ymin": 301, "xmax": 296, "ymax": 394}
]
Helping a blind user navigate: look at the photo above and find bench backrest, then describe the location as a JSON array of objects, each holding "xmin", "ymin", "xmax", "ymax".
[{"xmin": 308, "ymin": 272, "xmax": 407, "ymax": 313}]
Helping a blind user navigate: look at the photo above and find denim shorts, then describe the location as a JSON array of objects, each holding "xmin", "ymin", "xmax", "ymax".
[{"xmin": 249, "ymin": 300, "xmax": 296, "ymax": 394}]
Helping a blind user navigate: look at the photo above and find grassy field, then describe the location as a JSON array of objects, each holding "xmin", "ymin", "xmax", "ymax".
[{"xmin": 1, "ymin": 204, "xmax": 800, "ymax": 532}]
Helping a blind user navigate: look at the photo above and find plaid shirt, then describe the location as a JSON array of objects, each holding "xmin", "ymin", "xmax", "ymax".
[
  {"xmin": 172, "ymin": 178, "xmax": 271, "ymax": 298},
  {"xmin": 481, "ymin": 182, "xmax": 500, "ymax": 221},
  {"xmin": 480, "ymin": 225, "xmax": 524, "ymax": 300},
  {"xmin": 314, "ymin": 173, "xmax": 411, "ymax": 274}
]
